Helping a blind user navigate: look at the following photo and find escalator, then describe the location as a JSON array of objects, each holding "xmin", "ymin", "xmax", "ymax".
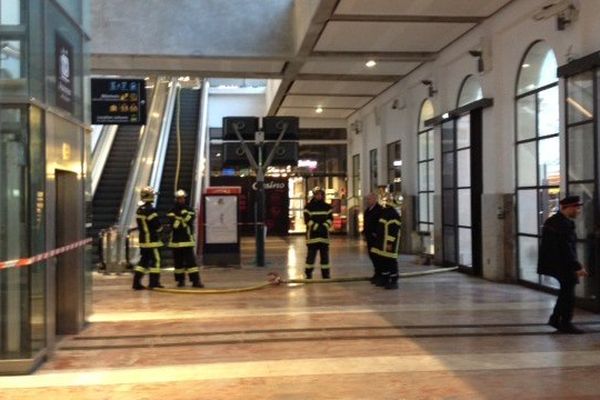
[
  {"xmin": 90, "ymin": 125, "xmax": 141, "ymax": 241},
  {"xmin": 156, "ymin": 88, "xmax": 201, "ymax": 265}
]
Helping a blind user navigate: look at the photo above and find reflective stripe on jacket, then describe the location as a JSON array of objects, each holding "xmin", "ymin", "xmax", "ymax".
[
  {"xmin": 370, "ymin": 206, "xmax": 401, "ymax": 259},
  {"xmin": 136, "ymin": 202, "xmax": 163, "ymax": 248},
  {"xmin": 303, "ymin": 199, "xmax": 333, "ymax": 245}
]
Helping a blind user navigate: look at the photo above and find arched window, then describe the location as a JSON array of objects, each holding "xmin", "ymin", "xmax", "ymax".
[
  {"xmin": 515, "ymin": 41, "xmax": 560, "ymax": 286},
  {"xmin": 457, "ymin": 75, "xmax": 483, "ymax": 107},
  {"xmin": 417, "ymin": 99, "xmax": 435, "ymax": 249}
]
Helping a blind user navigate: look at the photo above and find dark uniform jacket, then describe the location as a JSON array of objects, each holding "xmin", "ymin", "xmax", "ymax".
[
  {"xmin": 303, "ymin": 198, "xmax": 333, "ymax": 244},
  {"xmin": 167, "ymin": 204, "xmax": 195, "ymax": 248},
  {"xmin": 538, "ymin": 211, "xmax": 581, "ymax": 282},
  {"xmin": 371, "ymin": 205, "xmax": 401, "ymax": 259},
  {"xmin": 363, "ymin": 203, "xmax": 383, "ymax": 248},
  {"xmin": 136, "ymin": 202, "xmax": 163, "ymax": 248}
]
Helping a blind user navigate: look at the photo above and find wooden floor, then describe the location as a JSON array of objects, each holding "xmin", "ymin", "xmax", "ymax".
[{"xmin": 2, "ymin": 236, "xmax": 600, "ymax": 399}]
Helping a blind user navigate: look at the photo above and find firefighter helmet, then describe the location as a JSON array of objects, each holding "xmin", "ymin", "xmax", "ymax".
[
  {"xmin": 175, "ymin": 189, "xmax": 187, "ymax": 198},
  {"xmin": 140, "ymin": 186, "xmax": 157, "ymax": 202},
  {"xmin": 313, "ymin": 186, "xmax": 325, "ymax": 196}
]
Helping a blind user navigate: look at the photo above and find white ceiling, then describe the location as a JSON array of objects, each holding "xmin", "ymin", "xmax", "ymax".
[{"xmin": 91, "ymin": 0, "xmax": 514, "ymax": 119}]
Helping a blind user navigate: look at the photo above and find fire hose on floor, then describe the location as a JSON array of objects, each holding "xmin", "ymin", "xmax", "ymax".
[{"xmin": 151, "ymin": 266, "xmax": 459, "ymax": 294}]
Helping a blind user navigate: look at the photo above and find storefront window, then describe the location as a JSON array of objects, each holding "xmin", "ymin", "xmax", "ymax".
[{"xmin": 387, "ymin": 140, "xmax": 401, "ymax": 195}]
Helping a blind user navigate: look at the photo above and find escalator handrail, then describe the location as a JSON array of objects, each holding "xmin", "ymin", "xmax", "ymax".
[
  {"xmin": 149, "ymin": 82, "xmax": 179, "ymax": 197},
  {"xmin": 191, "ymin": 79, "xmax": 210, "ymax": 209},
  {"xmin": 90, "ymin": 124, "xmax": 118, "ymax": 197},
  {"xmin": 116, "ymin": 77, "xmax": 173, "ymax": 236}
]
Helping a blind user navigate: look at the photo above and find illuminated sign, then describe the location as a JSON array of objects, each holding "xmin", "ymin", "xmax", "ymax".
[{"xmin": 91, "ymin": 78, "xmax": 147, "ymax": 125}]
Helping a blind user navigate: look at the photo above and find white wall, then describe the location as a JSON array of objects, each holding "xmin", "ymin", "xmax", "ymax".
[
  {"xmin": 347, "ymin": 0, "xmax": 600, "ymax": 279},
  {"xmin": 208, "ymin": 91, "xmax": 267, "ymax": 127}
]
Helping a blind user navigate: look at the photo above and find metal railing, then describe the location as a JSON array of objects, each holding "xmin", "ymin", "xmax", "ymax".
[{"xmin": 90, "ymin": 124, "xmax": 118, "ymax": 197}]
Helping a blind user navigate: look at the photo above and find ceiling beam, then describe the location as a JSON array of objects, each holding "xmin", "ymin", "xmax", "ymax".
[
  {"xmin": 330, "ymin": 14, "xmax": 485, "ymax": 24},
  {"xmin": 296, "ymin": 73, "xmax": 401, "ymax": 82},
  {"xmin": 310, "ymin": 51, "xmax": 435, "ymax": 62},
  {"xmin": 90, "ymin": 68, "xmax": 284, "ymax": 79},
  {"xmin": 267, "ymin": 0, "xmax": 341, "ymax": 116}
]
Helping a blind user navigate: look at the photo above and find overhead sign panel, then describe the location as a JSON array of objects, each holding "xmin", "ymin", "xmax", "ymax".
[{"xmin": 91, "ymin": 78, "xmax": 147, "ymax": 125}]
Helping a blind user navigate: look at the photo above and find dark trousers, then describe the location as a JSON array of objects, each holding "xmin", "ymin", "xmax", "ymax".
[
  {"xmin": 378, "ymin": 256, "xmax": 398, "ymax": 280},
  {"xmin": 172, "ymin": 247, "xmax": 200, "ymax": 284},
  {"xmin": 306, "ymin": 243, "xmax": 329, "ymax": 267},
  {"xmin": 553, "ymin": 278, "xmax": 576, "ymax": 325}
]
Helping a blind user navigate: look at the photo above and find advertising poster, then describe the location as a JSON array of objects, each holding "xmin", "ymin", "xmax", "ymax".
[{"xmin": 205, "ymin": 195, "xmax": 238, "ymax": 244}]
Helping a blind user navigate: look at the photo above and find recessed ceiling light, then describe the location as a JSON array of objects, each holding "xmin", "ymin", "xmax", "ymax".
[
  {"xmin": 522, "ymin": 63, "xmax": 530, "ymax": 68},
  {"xmin": 365, "ymin": 60, "xmax": 377, "ymax": 68},
  {"xmin": 315, "ymin": 106, "xmax": 324, "ymax": 114}
]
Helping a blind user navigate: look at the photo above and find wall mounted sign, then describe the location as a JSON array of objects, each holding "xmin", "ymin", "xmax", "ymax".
[
  {"xmin": 55, "ymin": 33, "xmax": 74, "ymax": 113},
  {"xmin": 91, "ymin": 78, "xmax": 146, "ymax": 125}
]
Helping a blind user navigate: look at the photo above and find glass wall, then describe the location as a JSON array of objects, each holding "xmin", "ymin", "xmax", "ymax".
[
  {"xmin": 1, "ymin": 0, "xmax": 89, "ymax": 373},
  {"xmin": 417, "ymin": 99, "xmax": 435, "ymax": 248},
  {"xmin": 515, "ymin": 41, "xmax": 560, "ymax": 286}
]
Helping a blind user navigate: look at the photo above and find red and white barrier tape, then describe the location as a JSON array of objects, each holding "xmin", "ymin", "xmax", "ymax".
[{"xmin": 0, "ymin": 238, "xmax": 93, "ymax": 271}]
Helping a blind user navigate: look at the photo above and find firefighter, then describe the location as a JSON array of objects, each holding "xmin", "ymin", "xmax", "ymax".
[
  {"xmin": 132, "ymin": 186, "xmax": 164, "ymax": 290},
  {"xmin": 167, "ymin": 189, "xmax": 203, "ymax": 288},
  {"xmin": 371, "ymin": 193, "xmax": 401, "ymax": 289},
  {"xmin": 303, "ymin": 187, "xmax": 333, "ymax": 279}
]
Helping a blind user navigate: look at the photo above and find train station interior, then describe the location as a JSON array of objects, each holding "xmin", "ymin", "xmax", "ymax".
[{"xmin": 3, "ymin": 0, "xmax": 600, "ymax": 398}]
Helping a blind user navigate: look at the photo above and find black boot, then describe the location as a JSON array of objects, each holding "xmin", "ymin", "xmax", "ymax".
[
  {"xmin": 132, "ymin": 271, "xmax": 146, "ymax": 290},
  {"xmin": 321, "ymin": 268, "xmax": 331, "ymax": 279},
  {"xmin": 548, "ymin": 314, "xmax": 561, "ymax": 330},
  {"xmin": 376, "ymin": 273, "xmax": 388, "ymax": 287},
  {"xmin": 305, "ymin": 267, "xmax": 314, "ymax": 279},
  {"xmin": 385, "ymin": 275, "xmax": 399, "ymax": 290},
  {"xmin": 190, "ymin": 272, "xmax": 204, "ymax": 288},
  {"xmin": 148, "ymin": 273, "xmax": 164, "ymax": 289}
]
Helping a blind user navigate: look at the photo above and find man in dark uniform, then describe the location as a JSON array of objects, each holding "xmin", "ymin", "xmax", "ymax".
[
  {"xmin": 538, "ymin": 195, "xmax": 588, "ymax": 333},
  {"xmin": 363, "ymin": 192, "xmax": 383, "ymax": 284},
  {"xmin": 371, "ymin": 193, "xmax": 401, "ymax": 289},
  {"xmin": 303, "ymin": 187, "xmax": 333, "ymax": 279},
  {"xmin": 167, "ymin": 190, "xmax": 203, "ymax": 288},
  {"xmin": 132, "ymin": 186, "xmax": 164, "ymax": 290}
]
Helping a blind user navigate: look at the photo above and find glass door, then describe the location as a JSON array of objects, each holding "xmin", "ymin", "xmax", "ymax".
[
  {"xmin": 565, "ymin": 70, "xmax": 599, "ymax": 306},
  {"xmin": 441, "ymin": 111, "xmax": 483, "ymax": 274}
]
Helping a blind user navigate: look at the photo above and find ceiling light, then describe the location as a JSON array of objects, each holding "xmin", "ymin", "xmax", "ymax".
[
  {"xmin": 522, "ymin": 63, "xmax": 530, "ymax": 68},
  {"xmin": 365, "ymin": 60, "xmax": 377, "ymax": 68},
  {"xmin": 315, "ymin": 106, "xmax": 323, "ymax": 114}
]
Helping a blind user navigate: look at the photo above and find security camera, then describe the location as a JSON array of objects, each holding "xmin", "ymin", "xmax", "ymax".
[
  {"xmin": 421, "ymin": 79, "xmax": 432, "ymax": 86},
  {"xmin": 533, "ymin": 0, "xmax": 576, "ymax": 21}
]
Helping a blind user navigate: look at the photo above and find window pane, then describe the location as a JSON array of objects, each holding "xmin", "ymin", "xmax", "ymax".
[
  {"xmin": 419, "ymin": 162, "xmax": 428, "ymax": 191},
  {"xmin": 0, "ymin": 0, "xmax": 20, "ymax": 24},
  {"xmin": 443, "ymin": 226, "xmax": 456, "ymax": 263},
  {"xmin": 519, "ymin": 236, "xmax": 539, "ymax": 283},
  {"xmin": 442, "ymin": 122, "xmax": 453, "ymax": 153},
  {"xmin": 427, "ymin": 130, "xmax": 435, "ymax": 160},
  {"xmin": 539, "ymin": 187, "xmax": 560, "ymax": 226},
  {"xmin": 517, "ymin": 142, "xmax": 537, "ymax": 187},
  {"xmin": 517, "ymin": 95, "xmax": 536, "ymax": 141},
  {"xmin": 538, "ymin": 86, "xmax": 559, "ymax": 136},
  {"xmin": 442, "ymin": 153, "xmax": 454, "ymax": 189},
  {"xmin": 457, "ymin": 149, "xmax": 470, "ymax": 187},
  {"xmin": 427, "ymin": 160, "xmax": 435, "ymax": 191},
  {"xmin": 0, "ymin": 40, "xmax": 23, "ymax": 80},
  {"xmin": 458, "ymin": 227, "xmax": 472, "ymax": 267},
  {"xmin": 568, "ymin": 183, "xmax": 594, "ymax": 240},
  {"xmin": 567, "ymin": 71, "xmax": 594, "ymax": 124},
  {"xmin": 538, "ymin": 136, "xmax": 560, "ymax": 186},
  {"xmin": 517, "ymin": 42, "xmax": 558, "ymax": 95},
  {"xmin": 568, "ymin": 123, "xmax": 594, "ymax": 182},
  {"xmin": 443, "ymin": 189, "xmax": 455, "ymax": 225},
  {"xmin": 457, "ymin": 189, "xmax": 471, "ymax": 227},
  {"xmin": 456, "ymin": 115, "xmax": 470, "ymax": 148},
  {"xmin": 419, "ymin": 193, "xmax": 428, "ymax": 222},
  {"xmin": 428, "ymin": 193, "xmax": 434, "ymax": 224},
  {"xmin": 457, "ymin": 75, "xmax": 483, "ymax": 107},
  {"xmin": 518, "ymin": 189, "xmax": 538, "ymax": 234},
  {"xmin": 418, "ymin": 133, "xmax": 427, "ymax": 160},
  {"xmin": 419, "ymin": 100, "xmax": 434, "ymax": 131}
]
